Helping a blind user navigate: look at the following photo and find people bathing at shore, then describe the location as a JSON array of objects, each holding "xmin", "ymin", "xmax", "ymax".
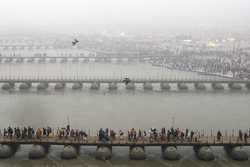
[{"xmin": 0, "ymin": 126, "xmax": 249, "ymax": 143}]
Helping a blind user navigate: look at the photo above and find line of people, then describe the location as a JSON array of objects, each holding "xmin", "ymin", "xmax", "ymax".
[
  {"xmin": 98, "ymin": 127, "xmax": 250, "ymax": 143},
  {"xmin": 1, "ymin": 126, "xmax": 249, "ymax": 144},
  {"xmin": 217, "ymin": 130, "xmax": 249, "ymax": 143},
  {"xmin": 98, "ymin": 128, "xmax": 202, "ymax": 142},
  {"xmin": 0, "ymin": 125, "xmax": 88, "ymax": 141},
  {"xmin": 1, "ymin": 126, "xmax": 35, "ymax": 139}
]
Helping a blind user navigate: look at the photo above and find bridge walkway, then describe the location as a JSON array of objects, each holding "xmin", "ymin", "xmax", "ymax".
[{"xmin": 1, "ymin": 136, "xmax": 249, "ymax": 146}]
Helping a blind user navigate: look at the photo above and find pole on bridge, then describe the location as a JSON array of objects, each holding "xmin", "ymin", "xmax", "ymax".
[{"xmin": 171, "ymin": 116, "xmax": 175, "ymax": 128}]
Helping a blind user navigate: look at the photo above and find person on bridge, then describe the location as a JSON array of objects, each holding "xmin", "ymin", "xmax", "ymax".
[
  {"xmin": 75, "ymin": 129, "xmax": 80, "ymax": 141},
  {"xmin": 239, "ymin": 130, "xmax": 243, "ymax": 141},
  {"xmin": 36, "ymin": 128, "xmax": 43, "ymax": 139},
  {"xmin": 149, "ymin": 128, "xmax": 157, "ymax": 141},
  {"xmin": 217, "ymin": 130, "xmax": 222, "ymax": 141},
  {"xmin": 143, "ymin": 130, "xmax": 147, "ymax": 137},
  {"xmin": 110, "ymin": 129, "xmax": 116, "ymax": 140},
  {"xmin": 7, "ymin": 126, "xmax": 13, "ymax": 139},
  {"xmin": 70, "ymin": 129, "xmax": 75, "ymax": 138},
  {"xmin": 47, "ymin": 127, "xmax": 52, "ymax": 137},
  {"xmin": 3, "ymin": 128, "xmax": 7, "ymax": 137},
  {"xmin": 167, "ymin": 130, "xmax": 171, "ymax": 141},
  {"xmin": 244, "ymin": 132, "xmax": 248, "ymax": 143},
  {"xmin": 66, "ymin": 125, "xmax": 70, "ymax": 136},
  {"xmin": 160, "ymin": 128, "xmax": 166, "ymax": 141},
  {"xmin": 98, "ymin": 128, "xmax": 109, "ymax": 142},
  {"xmin": 190, "ymin": 130, "xmax": 194, "ymax": 141},
  {"xmin": 132, "ymin": 128, "xmax": 137, "ymax": 141},
  {"xmin": 185, "ymin": 129, "xmax": 189, "ymax": 139},
  {"xmin": 105, "ymin": 128, "xmax": 109, "ymax": 137},
  {"xmin": 180, "ymin": 131, "xmax": 185, "ymax": 142},
  {"xmin": 21, "ymin": 127, "xmax": 28, "ymax": 139},
  {"xmin": 122, "ymin": 77, "xmax": 131, "ymax": 85},
  {"xmin": 14, "ymin": 127, "xmax": 21, "ymax": 139},
  {"xmin": 119, "ymin": 130, "xmax": 124, "ymax": 140},
  {"xmin": 138, "ymin": 129, "xmax": 142, "ymax": 140},
  {"xmin": 79, "ymin": 130, "xmax": 88, "ymax": 141},
  {"xmin": 27, "ymin": 126, "xmax": 34, "ymax": 139}
]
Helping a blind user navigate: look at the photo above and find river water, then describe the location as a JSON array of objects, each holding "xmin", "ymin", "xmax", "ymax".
[{"xmin": 0, "ymin": 62, "xmax": 249, "ymax": 167}]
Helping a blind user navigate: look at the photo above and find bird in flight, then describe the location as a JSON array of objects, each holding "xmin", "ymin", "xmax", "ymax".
[{"xmin": 72, "ymin": 39, "xmax": 79, "ymax": 46}]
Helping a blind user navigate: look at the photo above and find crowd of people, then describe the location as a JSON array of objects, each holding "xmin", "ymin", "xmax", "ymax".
[
  {"xmin": 0, "ymin": 126, "xmax": 249, "ymax": 143},
  {"xmin": 152, "ymin": 51, "xmax": 250, "ymax": 79},
  {"xmin": 0, "ymin": 125, "xmax": 88, "ymax": 141},
  {"xmin": 167, "ymin": 57, "xmax": 249, "ymax": 78},
  {"xmin": 98, "ymin": 127, "xmax": 250, "ymax": 143}
]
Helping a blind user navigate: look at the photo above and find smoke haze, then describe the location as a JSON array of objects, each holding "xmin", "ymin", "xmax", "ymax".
[{"xmin": 0, "ymin": 0, "xmax": 249, "ymax": 34}]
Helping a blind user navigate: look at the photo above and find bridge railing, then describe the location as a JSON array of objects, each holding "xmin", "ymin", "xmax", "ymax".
[
  {"xmin": 0, "ymin": 135, "xmax": 249, "ymax": 145},
  {"xmin": 0, "ymin": 76, "xmax": 248, "ymax": 83}
]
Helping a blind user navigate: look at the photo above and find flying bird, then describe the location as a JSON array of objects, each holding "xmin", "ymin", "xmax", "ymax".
[{"xmin": 72, "ymin": 39, "xmax": 79, "ymax": 46}]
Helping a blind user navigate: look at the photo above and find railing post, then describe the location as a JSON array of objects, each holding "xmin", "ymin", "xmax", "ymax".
[{"xmin": 88, "ymin": 129, "xmax": 90, "ymax": 137}]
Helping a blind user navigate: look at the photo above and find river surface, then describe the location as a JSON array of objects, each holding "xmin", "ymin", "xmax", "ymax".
[{"xmin": 0, "ymin": 62, "xmax": 249, "ymax": 167}]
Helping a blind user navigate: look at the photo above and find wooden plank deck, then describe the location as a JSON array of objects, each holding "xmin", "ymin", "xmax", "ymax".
[{"xmin": 0, "ymin": 136, "xmax": 249, "ymax": 146}]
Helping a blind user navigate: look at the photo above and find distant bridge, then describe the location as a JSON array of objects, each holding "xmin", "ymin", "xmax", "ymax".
[
  {"xmin": 0, "ymin": 76, "xmax": 249, "ymax": 90},
  {"xmin": 0, "ymin": 56, "xmax": 156, "ymax": 63},
  {"xmin": 0, "ymin": 77, "xmax": 248, "ymax": 83}
]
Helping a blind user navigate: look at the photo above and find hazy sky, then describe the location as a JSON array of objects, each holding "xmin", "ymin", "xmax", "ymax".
[{"xmin": 0, "ymin": 0, "xmax": 249, "ymax": 34}]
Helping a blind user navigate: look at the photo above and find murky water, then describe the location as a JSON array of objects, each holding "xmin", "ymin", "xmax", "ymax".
[
  {"xmin": 0, "ymin": 62, "xmax": 223, "ymax": 80},
  {"xmin": 0, "ymin": 62, "xmax": 249, "ymax": 166}
]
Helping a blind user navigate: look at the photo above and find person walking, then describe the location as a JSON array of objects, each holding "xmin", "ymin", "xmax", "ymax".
[{"xmin": 217, "ymin": 130, "xmax": 222, "ymax": 141}]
